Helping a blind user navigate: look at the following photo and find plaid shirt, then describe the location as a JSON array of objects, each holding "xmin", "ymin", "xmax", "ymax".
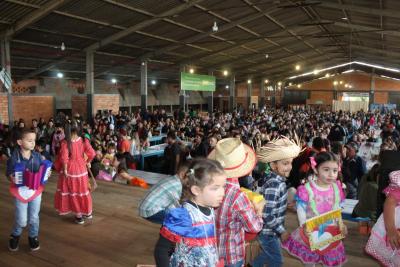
[
  {"xmin": 260, "ymin": 172, "xmax": 287, "ymax": 236},
  {"xmin": 215, "ymin": 178, "xmax": 263, "ymax": 265},
  {"xmin": 139, "ymin": 175, "xmax": 182, "ymax": 218}
]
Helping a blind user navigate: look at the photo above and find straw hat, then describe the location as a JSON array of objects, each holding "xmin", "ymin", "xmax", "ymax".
[
  {"xmin": 208, "ymin": 137, "xmax": 256, "ymax": 178},
  {"xmin": 257, "ymin": 136, "xmax": 302, "ymax": 163}
]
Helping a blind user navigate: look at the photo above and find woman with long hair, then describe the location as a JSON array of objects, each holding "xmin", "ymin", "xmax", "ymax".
[{"xmin": 54, "ymin": 120, "xmax": 96, "ymax": 224}]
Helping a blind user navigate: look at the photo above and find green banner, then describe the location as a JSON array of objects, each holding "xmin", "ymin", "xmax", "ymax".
[{"xmin": 180, "ymin": 72, "xmax": 216, "ymax": 91}]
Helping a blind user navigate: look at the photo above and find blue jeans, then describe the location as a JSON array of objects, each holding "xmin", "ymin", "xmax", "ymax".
[
  {"xmin": 252, "ymin": 234, "xmax": 283, "ymax": 267},
  {"xmin": 225, "ymin": 259, "xmax": 244, "ymax": 267},
  {"xmin": 145, "ymin": 210, "xmax": 166, "ymax": 224},
  {"xmin": 12, "ymin": 194, "xmax": 42, "ymax": 237}
]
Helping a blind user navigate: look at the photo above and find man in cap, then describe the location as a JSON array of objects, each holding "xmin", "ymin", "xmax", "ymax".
[{"xmin": 208, "ymin": 138, "xmax": 264, "ymax": 267}]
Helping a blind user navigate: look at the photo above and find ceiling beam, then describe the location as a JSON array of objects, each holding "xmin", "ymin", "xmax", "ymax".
[
  {"xmin": 319, "ymin": 1, "xmax": 400, "ymax": 19},
  {"xmin": 84, "ymin": 0, "xmax": 204, "ymax": 51},
  {"xmin": 351, "ymin": 44, "xmax": 400, "ymax": 58},
  {"xmin": 1, "ymin": 0, "xmax": 68, "ymax": 39},
  {"xmin": 242, "ymin": 0, "xmax": 327, "ymax": 59},
  {"xmin": 21, "ymin": 0, "xmax": 204, "ymax": 79},
  {"xmin": 334, "ymin": 21, "xmax": 400, "ymax": 38},
  {"xmin": 138, "ymin": 6, "xmax": 281, "ymax": 60}
]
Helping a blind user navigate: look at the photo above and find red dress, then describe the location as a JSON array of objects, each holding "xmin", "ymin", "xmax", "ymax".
[{"xmin": 54, "ymin": 137, "xmax": 95, "ymax": 216}]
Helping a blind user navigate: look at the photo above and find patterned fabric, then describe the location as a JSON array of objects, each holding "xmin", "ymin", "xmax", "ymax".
[
  {"xmin": 282, "ymin": 180, "xmax": 347, "ymax": 266},
  {"xmin": 260, "ymin": 172, "xmax": 288, "ymax": 236},
  {"xmin": 54, "ymin": 137, "xmax": 95, "ymax": 216},
  {"xmin": 160, "ymin": 202, "xmax": 218, "ymax": 267},
  {"xmin": 215, "ymin": 178, "xmax": 263, "ymax": 265},
  {"xmin": 139, "ymin": 175, "xmax": 182, "ymax": 218},
  {"xmin": 365, "ymin": 192, "xmax": 400, "ymax": 267}
]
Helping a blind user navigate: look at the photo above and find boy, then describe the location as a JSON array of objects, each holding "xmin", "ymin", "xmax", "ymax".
[
  {"xmin": 208, "ymin": 138, "xmax": 265, "ymax": 267},
  {"xmin": 253, "ymin": 137, "xmax": 301, "ymax": 267},
  {"xmin": 6, "ymin": 129, "xmax": 44, "ymax": 251}
]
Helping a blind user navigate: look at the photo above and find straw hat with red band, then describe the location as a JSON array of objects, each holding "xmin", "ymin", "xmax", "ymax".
[{"xmin": 207, "ymin": 138, "xmax": 257, "ymax": 178}]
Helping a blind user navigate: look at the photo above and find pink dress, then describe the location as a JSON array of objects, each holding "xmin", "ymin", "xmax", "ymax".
[
  {"xmin": 365, "ymin": 186, "xmax": 400, "ymax": 267},
  {"xmin": 282, "ymin": 181, "xmax": 346, "ymax": 267},
  {"xmin": 54, "ymin": 137, "xmax": 95, "ymax": 216}
]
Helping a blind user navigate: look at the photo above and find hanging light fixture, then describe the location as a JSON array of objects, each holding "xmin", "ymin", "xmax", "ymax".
[
  {"xmin": 61, "ymin": 42, "xmax": 66, "ymax": 51},
  {"xmin": 212, "ymin": 21, "xmax": 218, "ymax": 32}
]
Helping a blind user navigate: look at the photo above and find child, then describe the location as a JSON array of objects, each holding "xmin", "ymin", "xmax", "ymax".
[
  {"xmin": 154, "ymin": 158, "xmax": 226, "ymax": 267},
  {"xmin": 253, "ymin": 136, "xmax": 301, "ymax": 267},
  {"xmin": 208, "ymin": 138, "xmax": 264, "ymax": 267},
  {"xmin": 365, "ymin": 170, "xmax": 400, "ymax": 267},
  {"xmin": 35, "ymin": 138, "xmax": 52, "ymax": 161},
  {"xmin": 282, "ymin": 152, "xmax": 347, "ymax": 267},
  {"xmin": 54, "ymin": 120, "xmax": 96, "ymax": 224},
  {"xmin": 6, "ymin": 129, "xmax": 45, "ymax": 251},
  {"xmin": 112, "ymin": 152, "xmax": 148, "ymax": 188}
]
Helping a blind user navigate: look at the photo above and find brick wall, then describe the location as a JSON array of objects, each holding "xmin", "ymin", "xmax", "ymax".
[
  {"xmin": 93, "ymin": 94, "xmax": 120, "ymax": 115},
  {"xmin": 0, "ymin": 94, "xmax": 9, "ymax": 124},
  {"xmin": 13, "ymin": 95, "xmax": 54, "ymax": 127},
  {"xmin": 374, "ymin": 92, "xmax": 389, "ymax": 104},
  {"xmin": 71, "ymin": 95, "xmax": 88, "ymax": 119},
  {"xmin": 308, "ymin": 91, "xmax": 334, "ymax": 105}
]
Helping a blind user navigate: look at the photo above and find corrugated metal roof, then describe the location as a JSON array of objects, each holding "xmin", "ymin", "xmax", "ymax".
[{"xmin": 2, "ymin": 0, "xmax": 400, "ymax": 82}]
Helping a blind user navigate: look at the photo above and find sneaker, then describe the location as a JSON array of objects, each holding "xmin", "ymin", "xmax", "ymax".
[
  {"xmin": 28, "ymin": 236, "xmax": 40, "ymax": 251},
  {"xmin": 84, "ymin": 214, "xmax": 93, "ymax": 220},
  {"xmin": 75, "ymin": 216, "xmax": 84, "ymax": 225},
  {"xmin": 8, "ymin": 235, "xmax": 20, "ymax": 252}
]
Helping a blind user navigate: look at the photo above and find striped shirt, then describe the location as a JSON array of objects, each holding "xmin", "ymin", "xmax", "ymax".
[
  {"xmin": 215, "ymin": 178, "xmax": 263, "ymax": 265},
  {"xmin": 138, "ymin": 175, "xmax": 182, "ymax": 218},
  {"xmin": 260, "ymin": 172, "xmax": 288, "ymax": 236}
]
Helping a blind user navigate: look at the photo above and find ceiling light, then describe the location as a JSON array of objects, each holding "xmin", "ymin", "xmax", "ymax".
[
  {"xmin": 189, "ymin": 68, "xmax": 194, "ymax": 74},
  {"xmin": 225, "ymin": 85, "xmax": 229, "ymax": 89},
  {"xmin": 61, "ymin": 42, "xmax": 65, "ymax": 51},
  {"xmin": 278, "ymin": 81, "xmax": 282, "ymax": 86},
  {"xmin": 297, "ymin": 84, "xmax": 302, "ymax": 88},
  {"xmin": 151, "ymin": 80, "xmax": 156, "ymax": 85},
  {"xmin": 247, "ymin": 79, "xmax": 251, "ymax": 84},
  {"xmin": 295, "ymin": 64, "xmax": 301, "ymax": 71},
  {"xmin": 339, "ymin": 81, "xmax": 343, "ymax": 84},
  {"xmin": 341, "ymin": 17, "xmax": 348, "ymax": 20},
  {"xmin": 57, "ymin": 72, "xmax": 63, "ymax": 78},
  {"xmin": 288, "ymin": 61, "xmax": 400, "ymax": 80},
  {"xmin": 264, "ymin": 79, "xmax": 269, "ymax": 84},
  {"xmin": 289, "ymin": 82, "xmax": 292, "ymax": 86},
  {"xmin": 344, "ymin": 84, "xmax": 348, "ymax": 88},
  {"xmin": 265, "ymin": 54, "xmax": 269, "ymax": 59},
  {"xmin": 333, "ymin": 81, "xmax": 338, "ymax": 85},
  {"xmin": 325, "ymin": 73, "xmax": 330, "ymax": 78},
  {"xmin": 111, "ymin": 78, "xmax": 117, "ymax": 84},
  {"xmin": 223, "ymin": 70, "xmax": 228, "ymax": 76},
  {"xmin": 212, "ymin": 21, "xmax": 218, "ymax": 32},
  {"xmin": 313, "ymin": 69, "xmax": 320, "ymax": 75},
  {"xmin": 349, "ymin": 85, "xmax": 353, "ymax": 88}
]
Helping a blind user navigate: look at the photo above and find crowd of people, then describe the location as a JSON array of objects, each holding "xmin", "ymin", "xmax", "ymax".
[{"xmin": 1, "ymin": 106, "xmax": 400, "ymax": 266}]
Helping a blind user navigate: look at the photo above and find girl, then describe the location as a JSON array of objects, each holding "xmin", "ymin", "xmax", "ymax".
[
  {"xmin": 282, "ymin": 151, "xmax": 347, "ymax": 267},
  {"xmin": 365, "ymin": 170, "xmax": 400, "ymax": 267},
  {"xmin": 154, "ymin": 158, "xmax": 226, "ymax": 267},
  {"xmin": 54, "ymin": 120, "xmax": 96, "ymax": 224}
]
